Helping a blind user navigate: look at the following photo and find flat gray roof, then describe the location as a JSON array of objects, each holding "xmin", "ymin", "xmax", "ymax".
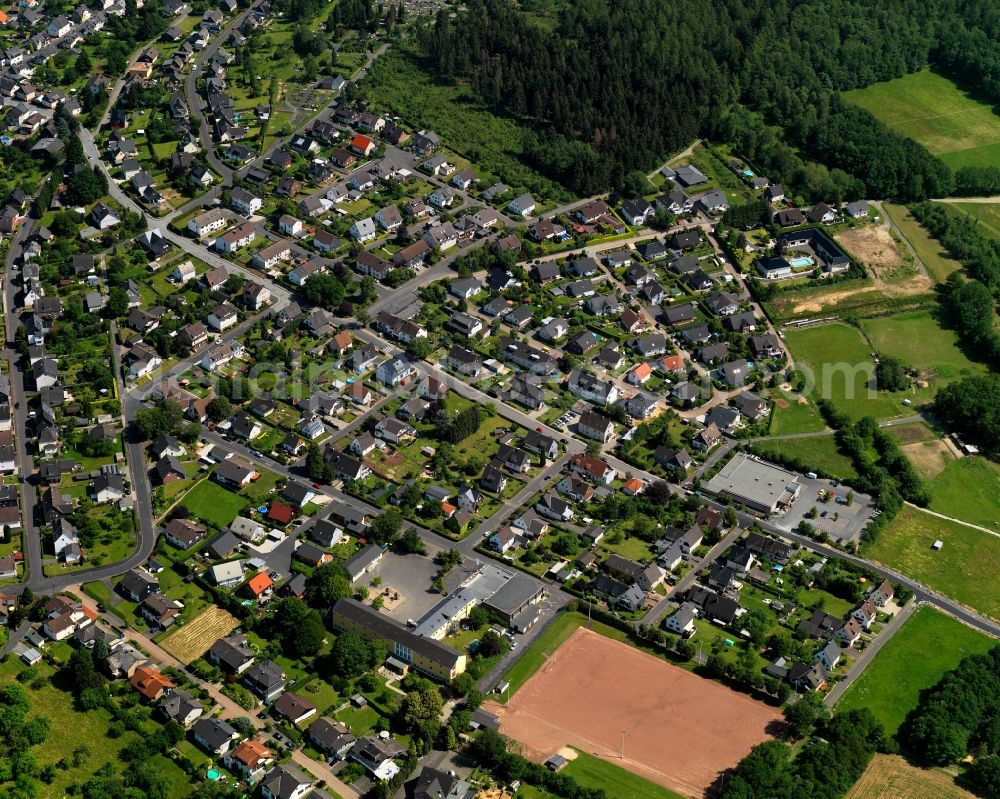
[
  {"xmin": 485, "ymin": 573, "xmax": 543, "ymax": 615},
  {"xmin": 703, "ymin": 453, "xmax": 800, "ymax": 511}
]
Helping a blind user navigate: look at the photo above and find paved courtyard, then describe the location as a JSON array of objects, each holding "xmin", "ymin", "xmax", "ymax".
[{"xmin": 371, "ymin": 549, "xmax": 446, "ymax": 623}]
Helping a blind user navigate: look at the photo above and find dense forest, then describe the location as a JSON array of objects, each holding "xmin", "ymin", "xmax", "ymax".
[
  {"xmin": 901, "ymin": 647, "xmax": 1000, "ymax": 797},
  {"xmin": 411, "ymin": 0, "xmax": 1000, "ymax": 198},
  {"xmin": 720, "ymin": 708, "xmax": 888, "ymax": 799}
]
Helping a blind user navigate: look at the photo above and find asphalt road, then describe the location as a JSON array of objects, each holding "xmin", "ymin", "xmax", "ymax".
[{"xmin": 2, "ymin": 217, "xmax": 40, "ymax": 584}]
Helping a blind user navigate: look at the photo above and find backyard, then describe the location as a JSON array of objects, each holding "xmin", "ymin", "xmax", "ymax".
[
  {"xmin": 179, "ymin": 479, "xmax": 251, "ymax": 528},
  {"xmin": 0, "ymin": 657, "xmax": 191, "ymax": 799}
]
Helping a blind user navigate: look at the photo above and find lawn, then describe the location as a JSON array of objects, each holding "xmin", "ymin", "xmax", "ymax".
[
  {"xmin": 837, "ymin": 606, "xmax": 995, "ymax": 734},
  {"xmin": 926, "ymin": 457, "xmax": 1000, "ymax": 532},
  {"xmin": 796, "ymin": 587, "xmax": 855, "ymax": 618},
  {"xmin": 861, "ymin": 310, "xmax": 985, "ymax": 385},
  {"xmin": 334, "ymin": 704, "xmax": 381, "ymax": 736},
  {"xmin": 865, "ymin": 505, "xmax": 1000, "ymax": 620},
  {"xmin": 180, "ymin": 479, "xmax": 249, "ymax": 527},
  {"xmin": 82, "ymin": 581, "xmax": 115, "ymax": 607},
  {"xmin": 882, "ymin": 203, "xmax": 963, "ymax": 283},
  {"xmin": 784, "ymin": 322, "xmax": 928, "ymax": 420},
  {"xmin": 563, "ymin": 749, "xmax": 688, "ymax": 799},
  {"xmin": 843, "ymin": 69, "xmax": 1000, "ymax": 170},
  {"xmin": 944, "ymin": 201, "xmax": 1000, "ymax": 241},
  {"xmin": 751, "ymin": 434, "xmax": 858, "ymax": 481}
]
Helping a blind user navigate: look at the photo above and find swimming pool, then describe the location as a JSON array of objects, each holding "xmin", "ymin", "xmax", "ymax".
[{"xmin": 789, "ymin": 256, "xmax": 814, "ymax": 268}]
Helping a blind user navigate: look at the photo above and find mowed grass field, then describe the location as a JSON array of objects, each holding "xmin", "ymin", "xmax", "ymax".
[
  {"xmin": 861, "ymin": 310, "xmax": 985, "ymax": 384},
  {"xmin": 751, "ymin": 434, "xmax": 858, "ymax": 481},
  {"xmin": 767, "ymin": 389, "xmax": 828, "ymax": 435},
  {"xmin": 882, "ymin": 203, "xmax": 964, "ymax": 283},
  {"xmin": 843, "ymin": 69, "xmax": 1000, "ymax": 170},
  {"xmin": 179, "ymin": 479, "xmax": 248, "ymax": 527},
  {"xmin": 836, "ymin": 606, "xmax": 995, "ymax": 733},
  {"xmin": 865, "ymin": 505, "xmax": 1000, "ymax": 620},
  {"xmin": 926, "ymin": 457, "xmax": 1000, "ymax": 532},
  {"xmin": 563, "ymin": 749, "xmax": 688, "ymax": 799},
  {"xmin": 784, "ymin": 323, "xmax": 927, "ymax": 420},
  {"xmin": 847, "ymin": 754, "xmax": 977, "ymax": 799}
]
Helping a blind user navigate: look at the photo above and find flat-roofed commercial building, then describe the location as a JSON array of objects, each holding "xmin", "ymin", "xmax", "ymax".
[{"xmin": 703, "ymin": 453, "xmax": 801, "ymax": 514}]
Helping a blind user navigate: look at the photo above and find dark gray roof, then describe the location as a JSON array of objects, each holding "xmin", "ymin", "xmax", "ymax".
[{"xmin": 329, "ymin": 599, "xmax": 463, "ymax": 671}]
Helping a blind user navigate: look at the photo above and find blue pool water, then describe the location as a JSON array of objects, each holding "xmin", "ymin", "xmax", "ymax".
[{"xmin": 789, "ymin": 256, "xmax": 813, "ymax": 268}]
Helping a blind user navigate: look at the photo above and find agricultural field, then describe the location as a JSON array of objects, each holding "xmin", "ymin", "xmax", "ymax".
[
  {"xmin": 836, "ymin": 606, "xmax": 995, "ymax": 734},
  {"xmin": 843, "ymin": 69, "xmax": 1000, "ymax": 170},
  {"xmin": 865, "ymin": 505, "xmax": 1000, "ymax": 620},
  {"xmin": 883, "ymin": 203, "xmax": 964, "ymax": 283},
  {"xmin": 861, "ymin": 310, "xmax": 984, "ymax": 387},
  {"xmin": 942, "ymin": 201, "xmax": 1000, "ymax": 240},
  {"xmin": 846, "ymin": 754, "xmax": 976, "ymax": 799},
  {"xmin": 783, "ymin": 322, "xmax": 929, "ymax": 420},
  {"xmin": 160, "ymin": 605, "xmax": 239, "ymax": 663},
  {"xmin": 925, "ymin": 457, "xmax": 1000, "ymax": 532},
  {"xmin": 885, "ymin": 422, "xmax": 939, "ymax": 445}
]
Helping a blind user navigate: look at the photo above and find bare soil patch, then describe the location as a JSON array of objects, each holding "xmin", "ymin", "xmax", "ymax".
[
  {"xmin": 485, "ymin": 627, "xmax": 783, "ymax": 798},
  {"xmin": 160, "ymin": 605, "xmax": 239, "ymax": 664},
  {"xmin": 901, "ymin": 439, "xmax": 956, "ymax": 480},
  {"xmin": 836, "ymin": 226, "xmax": 904, "ymax": 270}
]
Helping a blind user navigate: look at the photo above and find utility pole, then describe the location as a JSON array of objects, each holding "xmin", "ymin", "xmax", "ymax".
[{"xmin": 621, "ymin": 730, "xmax": 626, "ymax": 759}]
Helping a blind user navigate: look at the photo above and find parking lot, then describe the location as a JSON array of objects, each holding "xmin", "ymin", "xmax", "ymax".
[{"xmin": 773, "ymin": 476, "xmax": 876, "ymax": 543}]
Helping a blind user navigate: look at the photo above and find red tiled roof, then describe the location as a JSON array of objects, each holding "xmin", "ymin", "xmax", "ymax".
[{"xmin": 267, "ymin": 501, "xmax": 295, "ymax": 525}]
